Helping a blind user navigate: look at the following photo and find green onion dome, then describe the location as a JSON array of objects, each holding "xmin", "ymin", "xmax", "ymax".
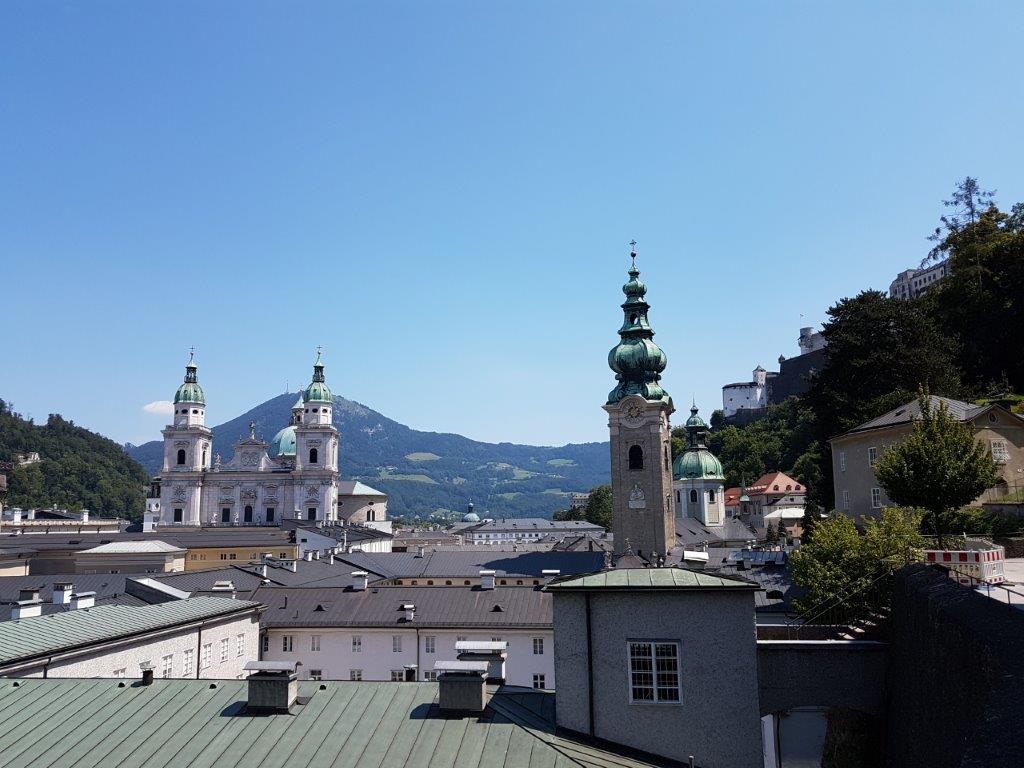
[
  {"xmin": 173, "ymin": 352, "xmax": 206, "ymax": 405},
  {"xmin": 303, "ymin": 349, "xmax": 333, "ymax": 403},
  {"xmin": 269, "ymin": 425, "xmax": 297, "ymax": 458},
  {"xmin": 673, "ymin": 405, "xmax": 724, "ymax": 480},
  {"xmin": 607, "ymin": 248, "xmax": 671, "ymax": 405},
  {"xmin": 463, "ymin": 511, "xmax": 481, "ymax": 523}
]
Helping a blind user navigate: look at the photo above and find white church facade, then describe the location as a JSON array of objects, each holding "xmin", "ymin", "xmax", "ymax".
[{"xmin": 152, "ymin": 351, "xmax": 386, "ymax": 530}]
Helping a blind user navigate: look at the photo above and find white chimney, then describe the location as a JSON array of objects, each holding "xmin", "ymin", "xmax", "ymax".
[
  {"xmin": 480, "ymin": 570, "xmax": 496, "ymax": 590},
  {"xmin": 351, "ymin": 571, "xmax": 368, "ymax": 591},
  {"xmin": 402, "ymin": 603, "xmax": 416, "ymax": 622},
  {"xmin": 303, "ymin": 551, "xmax": 313, "ymax": 562},
  {"xmin": 328, "ymin": 553, "xmax": 335, "ymax": 565},
  {"xmin": 70, "ymin": 591, "xmax": 96, "ymax": 610},
  {"xmin": 415, "ymin": 545, "xmax": 425, "ymax": 558},
  {"xmin": 211, "ymin": 581, "xmax": 236, "ymax": 598},
  {"xmin": 288, "ymin": 560, "xmax": 297, "ymax": 572},
  {"xmin": 13, "ymin": 589, "xmax": 42, "ymax": 619},
  {"xmin": 79, "ymin": 509, "xmax": 89, "ymax": 523},
  {"xmin": 541, "ymin": 569, "xmax": 561, "ymax": 583},
  {"xmin": 52, "ymin": 582, "xmax": 74, "ymax": 605}
]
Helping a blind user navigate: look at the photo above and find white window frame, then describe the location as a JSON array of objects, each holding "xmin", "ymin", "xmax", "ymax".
[
  {"xmin": 261, "ymin": 635, "xmax": 269, "ymax": 654},
  {"xmin": 220, "ymin": 638, "xmax": 229, "ymax": 663},
  {"xmin": 161, "ymin": 654, "xmax": 173, "ymax": 678},
  {"xmin": 532, "ymin": 673, "xmax": 546, "ymax": 690},
  {"xmin": 351, "ymin": 635, "xmax": 362, "ymax": 653},
  {"xmin": 390, "ymin": 670, "xmax": 404, "ymax": 682},
  {"xmin": 310, "ymin": 635, "xmax": 321, "ymax": 652},
  {"xmin": 868, "ymin": 447, "xmax": 878, "ymax": 467},
  {"xmin": 423, "ymin": 670, "xmax": 438, "ymax": 682},
  {"xmin": 113, "ymin": 668, "xmax": 127, "ymax": 679},
  {"xmin": 182, "ymin": 649, "xmax": 195, "ymax": 677},
  {"xmin": 424, "ymin": 636, "xmax": 436, "ymax": 654},
  {"xmin": 350, "ymin": 669, "xmax": 363, "ymax": 681},
  {"xmin": 236, "ymin": 634, "xmax": 245, "ymax": 657},
  {"xmin": 201, "ymin": 643, "xmax": 212, "ymax": 670},
  {"xmin": 627, "ymin": 640, "xmax": 681, "ymax": 704},
  {"xmin": 871, "ymin": 487, "xmax": 882, "ymax": 509},
  {"xmin": 842, "ymin": 490, "xmax": 850, "ymax": 510},
  {"xmin": 392, "ymin": 635, "xmax": 402, "ymax": 653},
  {"xmin": 282, "ymin": 635, "xmax": 294, "ymax": 653},
  {"xmin": 532, "ymin": 637, "xmax": 544, "ymax": 655},
  {"xmin": 839, "ymin": 451, "xmax": 846, "ymax": 472},
  {"xmin": 309, "ymin": 669, "xmax": 322, "ymax": 681}
]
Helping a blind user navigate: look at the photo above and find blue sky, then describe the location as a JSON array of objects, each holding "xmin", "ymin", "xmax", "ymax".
[{"xmin": 2, "ymin": 2, "xmax": 1022, "ymax": 448}]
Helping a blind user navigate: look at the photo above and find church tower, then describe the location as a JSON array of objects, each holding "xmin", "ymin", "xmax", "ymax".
[
  {"xmin": 294, "ymin": 349, "xmax": 340, "ymax": 521},
  {"xmin": 672, "ymin": 404, "xmax": 726, "ymax": 526},
  {"xmin": 604, "ymin": 245, "xmax": 676, "ymax": 559},
  {"xmin": 160, "ymin": 350, "xmax": 212, "ymax": 525}
]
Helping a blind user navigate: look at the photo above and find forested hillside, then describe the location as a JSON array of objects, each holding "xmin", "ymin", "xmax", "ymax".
[
  {"xmin": 129, "ymin": 394, "xmax": 609, "ymax": 520},
  {"xmin": 0, "ymin": 399, "xmax": 148, "ymax": 519}
]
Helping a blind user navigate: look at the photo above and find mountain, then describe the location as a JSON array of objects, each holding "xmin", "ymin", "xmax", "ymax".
[
  {"xmin": 0, "ymin": 399, "xmax": 149, "ymax": 519},
  {"xmin": 128, "ymin": 394, "xmax": 610, "ymax": 519}
]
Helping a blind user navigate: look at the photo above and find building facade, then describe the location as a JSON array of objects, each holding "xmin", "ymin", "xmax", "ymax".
[
  {"xmin": 672, "ymin": 405, "xmax": 726, "ymax": 527},
  {"xmin": 604, "ymin": 247, "xmax": 676, "ymax": 558},
  {"xmin": 889, "ymin": 259, "xmax": 949, "ymax": 299},
  {"xmin": 831, "ymin": 396, "xmax": 1024, "ymax": 519}
]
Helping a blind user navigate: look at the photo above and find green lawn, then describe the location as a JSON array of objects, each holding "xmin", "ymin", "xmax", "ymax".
[
  {"xmin": 546, "ymin": 458, "xmax": 576, "ymax": 467},
  {"xmin": 405, "ymin": 452, "xmax": 442, "ymax": 462},
  {"xmin": 378, "ymin": 470, "xmax": 439, "ymax": 484}
]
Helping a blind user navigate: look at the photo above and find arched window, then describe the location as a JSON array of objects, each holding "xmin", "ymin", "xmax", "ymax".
[
  {"xmin": 709, "ymin": 490, "xmax": 716, "ymax": 503},
  {"xmin": 309, "ymin": 448, "xmax": 318, "ymax": 464},
  {"xmin": 628, "ymin": 445, "xmax": 643, "ymax": 471},
  {"xmin": 244, "ymin": 505, "xmax": 253, "ymax": 523},
  {"xmin": 689, "ymin": 489, "xmax": 698, "ymax": 504},
  {"xmin": 201, "ymin": 448, "xmax": 207, "ymax": 467},
  {"xmin": 367, "ymin": 509, "xmax": 375, "ymax": 521},
  {"xmin": 676, "ymin": 490, "xmax": 681, "ymax": 504},
  {"xmin": 176, "ymin": 449, "xmax": 186, "ymax": 465}
]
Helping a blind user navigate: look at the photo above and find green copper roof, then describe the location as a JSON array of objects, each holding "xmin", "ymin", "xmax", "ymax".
[
  {"xmin": 545, "ymin": 567, "xmax": 755, "ymax": 591},
  {"xmin": 673, "ymin": 404, "xmax": 724, "ymax": 480},
  {"xmin": 269, "ymin": 425, "xmax": 297, "ymax": 458},
  {"xmin": 303, "ymin": 349, "xmax": 333, "ymax": 403},
  {"xmin": 0, "ymin": 597, "xmax": 259, "ymax": 666},
  {"xmin": 173, "ymin": 351, "xmax": 205, "ymax": 405},
  {"xmin": 607, "ymin": 248, "xmax": 671, "ymax": 405}
]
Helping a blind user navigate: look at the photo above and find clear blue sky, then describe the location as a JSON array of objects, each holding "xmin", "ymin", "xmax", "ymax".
[{"xmin": 2, "ymin": 2, "xmax": 1022, "ymax": 448}]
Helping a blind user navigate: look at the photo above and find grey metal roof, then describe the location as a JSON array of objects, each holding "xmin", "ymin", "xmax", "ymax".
[
  {"xmin": 0, "ymin": 597, "xmax": 261, "ymax": 666},
  {"xmin": 545, "ymin": 567, "xmax": 757, "ymax": 592},
  {"xmin": 0, "ymin": 527, "xmax": 295, "ymax": 552},
  {"xmin": 0, "ymin": 679, "xmax": 668, "ymax": 768},
  {"xmin": 466, "ymin": 518, "xmax": 605, "ymax": 533},
  {"xmin": 334, "ymin": 550, "xmax": 605, "ymax": 580},
  {"xmin": 0, "ymin": 574, "xmax": 143, "ymax": 621},
  {"xmin": 837, "ymin": 395, "xmax": 1001, "ymax": 437},
  {"xmin": 256, "ymin": 585, "xmax": 552, "ymax": 629}
]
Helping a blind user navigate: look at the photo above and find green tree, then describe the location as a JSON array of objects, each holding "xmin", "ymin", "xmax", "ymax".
[
  {"xmin": 790, "ymin": 509, "xmax": 922, "ymax": 615},
  {"xmin": 874, "ymin": 391, "xmax": 1000, "ymax": 548},
  {"xmin": 802, "ymin": 291, "xmax": 962, "ymax": 509},
  {"xmin": 764, "ymin": 522, "xmax": 780, "ymax": 546},
  {"xmin": 800, "ymin": 500, "xmax": 822, "ymax": 544},
  {"xmin": 582, "ymin": 484, "xmax": 614, "ymax": 530}
]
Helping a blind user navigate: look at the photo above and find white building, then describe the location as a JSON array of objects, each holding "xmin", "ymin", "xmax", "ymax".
[
  {"xmin": 0, "ymin": 595, "xmax": 262, "ymax": 679},
  {"xmin": 721, "ymin": 365, "xmax": 771, "ymax": 418},
  {"xmin": 258, "ymin": 582, "xmax": 554, "ymax": 688},
  {"xmin": 154, "ymin": 351, "xmax": 387, "ymax": 531},
  {"xmin": 889, "ymin": 259, "xmax": 950, "ymax": 299},
  {"xmin": 459, "ymin": 518, "xmax": 604, "ymax": 545},
  {"xmin": 672, "ymin": 406, "xmax": 726, "ymax": 527}
]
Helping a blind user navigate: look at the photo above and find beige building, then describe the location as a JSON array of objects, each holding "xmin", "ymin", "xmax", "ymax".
[
  {"xmin": 830, "ymin": 396, "xmax": 1024, "ymax": 520},
  {"xmin": 74, "ymin": 540, "xmax": 187, "ymax": 574}
]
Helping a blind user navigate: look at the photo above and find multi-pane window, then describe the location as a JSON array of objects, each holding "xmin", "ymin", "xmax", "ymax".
[
  {"xmin": 491, "ymin": 637, "xmax": 502, "ymax": 643},
  {"xmin": 839, "ymin": 451, "xmax": 847, "ymax": 472},
  {"xmin": 350, "ymin": 669, "xmax": 363, "ymax": 681},
  {"xmin": 220, "ymin": 638, "xmax": 229, "ymax": 663},
  {"xmin": 201, "ymin": 643, "xmax": 212, "ymax": 669},
  {"xmin": 262, "ymin": 635, "xmax": 269, "ymax": 654},
  {"xmin": 628, "ymin": 641, "xmax": 680, "ymax": 703},
  {"xmin": 868, "ymin": 447, "xmax": 878, "ymax": 466},
  {"xmin": 236, "ymin": 634, "xmax": 245, "ymax": 657},
  {"xmin": 310, "ymin": 635, "xmax": 321, "ymax": 652},
  {"xmin": 352, "ymin": 635, "xmax": 362, "ymax": 653},
  {"xmin": 309, "ymin": 669, "xmax": 322, "ymax": 681},
  {"xmin": 182, "ymin": 649, "xmax": 195, "ymax": 677},
  {"xmin": 392, "ymin": 635, "xmax": 402, "ymax": 653},
  {"xmin": 871, "ymin": 487, "xmax": 882, "ymax": 509},
  {"xmin": 390, "ymin": 670, "xmax": 404, "ymax": 682},
  {"xmin": 532, "ymin": 674, "xmax": 546, "ymax": 690},
  {"xmin": 424, "ymin": 636, "xmax": 435, "ymax": 654},
  {"xmin": 423, "ymin": 670, "xmax": 438, "ymax": 682},
  {"xmin": 842, "ymin": 490, "xmax": 850, "ymax": 510},
  {"xmin": 991, "ymin": 440, "xmax": 1010, "ymax": 464},
  {"xmin": 161, "ymin": 654, "xmax": 174, "ymax": 678},
  {"xmin": 282, "ymin": 635, "xmax": 294, "ymax": 652},
  {"xmin": 113, "ymin": 668, "xmax": 127, "ymax": 678},
  {"xmin": 532, "ymin": 638, "xmax": 544, "ymax": 655}
]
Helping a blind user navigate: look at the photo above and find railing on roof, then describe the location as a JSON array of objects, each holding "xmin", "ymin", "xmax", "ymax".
[
  {"xmin": 934, "ymin": 564, "xmax": 1024, "ymax": 610},
  {"xmin": 784, "ymin": 559, "xmax": 901, "ymax": 640}
]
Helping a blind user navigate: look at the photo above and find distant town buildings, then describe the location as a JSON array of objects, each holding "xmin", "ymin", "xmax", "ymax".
[
  {"xmin": 889, "ymin": 258, "xmax": 949, "ymax": 299},
  {"xmin": 457, "ymin": 517, "xmax": 604, "ymax": 545},
  {"xmin": 831, "ymin": 395, "xmax": 1024, "ymax": 520},
  {"xmin": 722, "ymin": 327, "xmax": 828, "ymax": 420}
]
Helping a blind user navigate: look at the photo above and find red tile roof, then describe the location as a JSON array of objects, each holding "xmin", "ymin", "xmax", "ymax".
[{"xmin": 746, "ymin": 471, "xmax": 806, "ymax": 496}]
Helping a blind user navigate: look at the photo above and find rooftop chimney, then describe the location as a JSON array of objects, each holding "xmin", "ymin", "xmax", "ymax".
[
  {"xmin": 541, "ymin": 569, "xmax": 561, "ymax": 583},
  {"xmin": 401, "ymin": 603, "xmax": 416, "ymax": 622},
  {"xmin": 12, "ymin": 590, "xmax": 43, "ymax": 620},
  {"xmin": 351, "ymin": 571, "xmax": 368, "ymax": 591},
  {"xmin": 328, "ymin": 552, "xmax": 334, "ymax": 565},
  {"xmin": 415, "ymin": 545, "xmax": 425, "ymax": 558},
  {"xmin": 52, "ymin": 582, "xmax": 74, "ymax": 605},
  {"xmin": 70, "ymin": 591, "xmax": 96, "ymax": 610},
  {"xmin": 244, "ymin": 661, "xmax": 300, "ymax": 713},
  {"xmin": 436, "ymin": 661, "xmax": 488, "ymax": 712},
  {"xmin": 211, "ymin": 581, "xmax": 236, "ymax": 598},
  {"xmin": 479, "ymin": 570, "xmax": 496, "ymax": 590},
  {"xmin": 140, "ymin": 662, "xmax": 154, "ymax": 686},
  {"xmin": 303, "ymin": 551, "xmax": 313, "ymax": 562}
]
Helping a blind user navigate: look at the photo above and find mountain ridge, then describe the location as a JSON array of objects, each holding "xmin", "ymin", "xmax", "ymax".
[{"xmin": 128, "ymin": 393, "xmax": 610, "ymax": 519}]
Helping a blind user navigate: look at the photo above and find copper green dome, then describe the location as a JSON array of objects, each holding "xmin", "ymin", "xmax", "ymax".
[
  {"xmin": 303, "ymin": 349, "xmax": 333, "ymax": 403},
  {"xmin": 607, "ymin": 246, "xmax": 671, "ymax": 405},
  {"xmin": 173, "ymin": 352, "xmax": 205, "ymax": 405},
  {"xmin": 269, "ymin": 425, "xmax": 297, "ymax": 458},
  {"xmin": 463, "ymin": 511, "xmax": 481, "ymax": 522},
  {"xmin": 673, "ymin": 404, "xmax": 724, "ymax": 480}
]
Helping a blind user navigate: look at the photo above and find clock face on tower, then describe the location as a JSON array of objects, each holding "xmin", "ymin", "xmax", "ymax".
[{"xmin": 623, "ymin": 400, "xmax": 644, "ymax": 425}]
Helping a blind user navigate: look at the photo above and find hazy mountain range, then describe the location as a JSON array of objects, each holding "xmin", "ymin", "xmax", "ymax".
[{"xmin": 127, "ymin": 393, "xmax": 610, "ymax": 519}]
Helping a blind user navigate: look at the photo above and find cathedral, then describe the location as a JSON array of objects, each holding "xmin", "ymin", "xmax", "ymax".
[{"xmin": 153, "ymin": 350, "xmax": 385, "ymax": 529}]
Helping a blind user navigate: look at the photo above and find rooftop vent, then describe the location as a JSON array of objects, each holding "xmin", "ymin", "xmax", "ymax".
[
  {"xmin": 70, "ymin": 591, "xmax": 96, "ymax": 610},
  {"xmin": 244, "ymin": 661, "xmax": 300, "ymax": 713},
  {"xmin": 401, "ymin": 603, "xmax": 416, "ymax": 622},
  {"xmin": 12, "ymin": 591, "xmax": 43, "ymax": 620},
  {"xmin": 52, "ymin": 582, "xmax": 74, "ymax": 605},
  {"xmin": 351, "ymin": 571, "xmax": 369, "ymax": 591},
  {"xmin": 541, "ymin": 569, "xmax": 561, "ymax": 583},
  {"xmin": 479, "ymin": 570, "xmax": 496, "ymax": 590},
  {"xmin": 211, "ymin": 581, "xmax": 236, "ymax": 598},
  {"xmin": 139, "ymin": 662, "xmax": 154, "ymax": 686},
  {"xmin": 435, "ymin": 661, "xmax": 489, "ymax": 713}
]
